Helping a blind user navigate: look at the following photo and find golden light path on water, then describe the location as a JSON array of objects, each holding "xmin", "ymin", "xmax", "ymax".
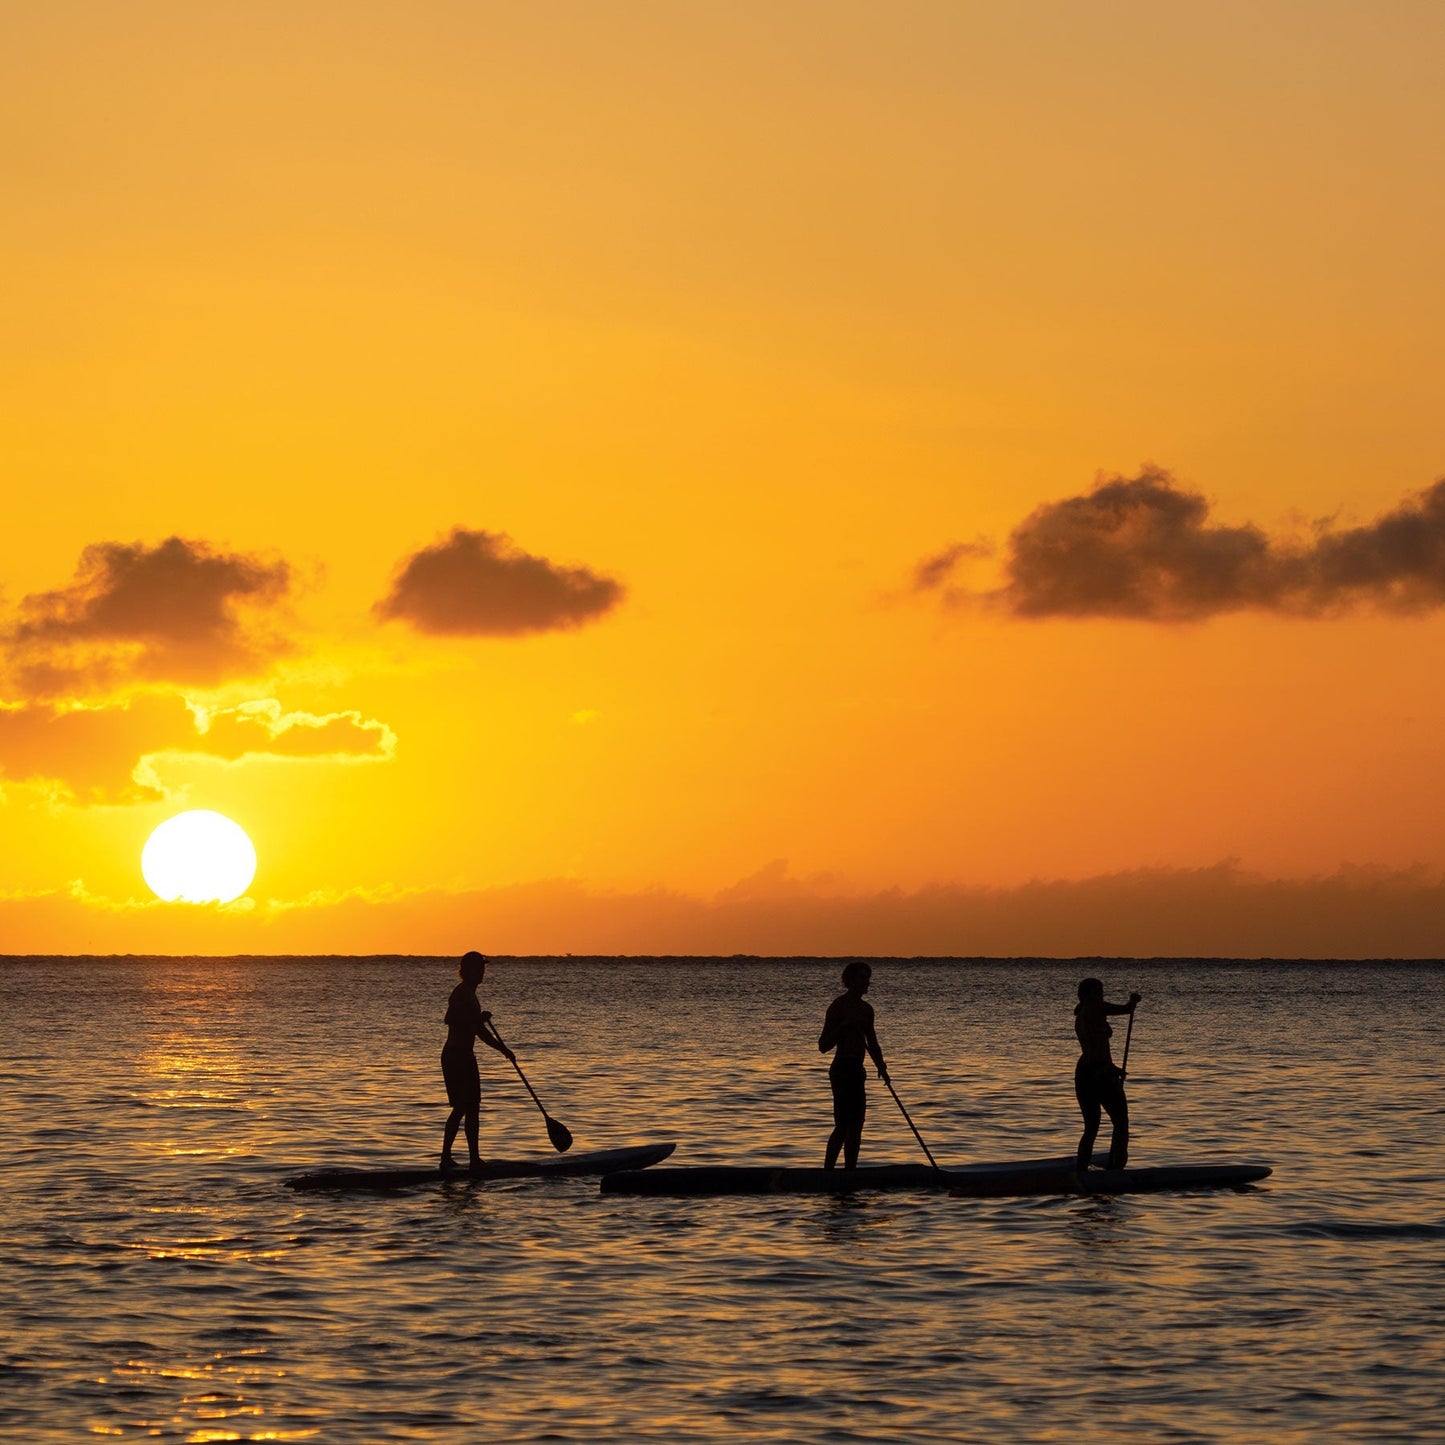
[{"xmin": 0, "ymin": 957, "xmax": 1440, "ymax": 1441}]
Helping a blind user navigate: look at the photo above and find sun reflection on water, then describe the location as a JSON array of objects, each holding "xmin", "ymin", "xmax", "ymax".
[{"xmin": 85, "ymin": 1356, "xmax": 319, "ymax": 1443}]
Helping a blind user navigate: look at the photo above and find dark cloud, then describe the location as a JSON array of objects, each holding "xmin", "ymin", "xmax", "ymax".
[
  {"xmin": 375, "ymin": 528, "xmax": 624, "ymax": 637},
  {"xmin": 999, "ymin": 469, "xmax": 1276, "ymax": 620},
  {"xmin": 1306, "ymin": 481, "xmax": 1445, "ymax": 608},
  {"xmin": 915, "ymin": 469, "xmax": 1445, "ymax": 620},
  {"xmin": 0, "ymin": 695, "xmax": 392, "ymax": 805},
  {"xmin": 5, "ymin": 537, "xmax": 294, "ymax": 694}
]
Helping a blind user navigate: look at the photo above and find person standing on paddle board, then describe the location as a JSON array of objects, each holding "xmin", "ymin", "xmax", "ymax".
[
  {"xmin": 819, "ymin": 961, "xmax": 890, "ymax": 1170},
  {"xmin": 441, "ymin": 951, "xmax": 515, "ymax": 1172},
  {"xmin": 1074, "ymin": 978, "xmax": 1140, "ymax": 1173}
]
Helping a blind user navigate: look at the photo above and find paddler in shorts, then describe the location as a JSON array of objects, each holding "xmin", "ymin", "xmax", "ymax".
[
  {"xmin": 818, "ymin": 961, "xmax": 890, "ymax": 1170},
  {"xmin": 1073, "ymin": 977, "xmax": 1140, "ymax": 1173},
  {"xmin": 441, "ymin": 951, "xmax": 515, "ymax": 1172}
]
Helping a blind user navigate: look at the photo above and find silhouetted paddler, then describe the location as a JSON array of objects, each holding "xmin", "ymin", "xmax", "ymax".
[
  {"xmin": 1074, "ymin": 977, "xmax": 1140, "ymax": 1172},
  {"xmin": 441, "ymin": 951, "xmax": 515, "ymax": 1172},
  {"xmin": 818, "ymin": 961, "xmax": 889, "ymax": 1169}
]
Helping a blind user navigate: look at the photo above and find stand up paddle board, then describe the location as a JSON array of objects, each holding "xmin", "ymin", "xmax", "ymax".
[
  {"xmin": 600, "ymin": 1151, "xmax": 1269, "ymax": 1197},
  {"xmin": 953, "ymin": 1160, "xmax": 1272, "ymax": 1198},
  {"xmin": 289, "ymin": 1141, "xmax": 674, "ymax": 1191}
]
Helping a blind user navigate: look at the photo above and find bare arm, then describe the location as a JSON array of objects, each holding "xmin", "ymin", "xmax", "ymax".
[
  {"xmin": 864, "ymin": 1007, "xmax": 889, "ymax": 1082},
  {"xmin": 476, "ymin": 1011, "xmax": 515, "ymax": 1061},
  {"xmin": 1104, "ymin": 992, "xmax": 1142, "ymax": 1016},
  {"xmin": 818, "ymin": 997, "xmax": 843, "ymax": 1053}
]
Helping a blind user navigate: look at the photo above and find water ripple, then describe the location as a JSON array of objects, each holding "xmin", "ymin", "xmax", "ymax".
[{"xmin": 1, "ymin": 956, "xmax": 1442, "ymax": 1442}]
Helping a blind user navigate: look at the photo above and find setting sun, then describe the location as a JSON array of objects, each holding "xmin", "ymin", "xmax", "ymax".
[{"xmin": 142, "ymin": 810, "xmax": 257, "ymax": 904}]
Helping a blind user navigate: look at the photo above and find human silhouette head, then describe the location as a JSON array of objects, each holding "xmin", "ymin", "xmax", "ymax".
[
  {"xmin": 841, "ymin": 961, "xmax": 872, "ymax": 993},
  {"xmin": 1077, "ymin": 977, "xmax": 1103, "ymax": 1010},
  {"xmin": 459, "ymin": 951, "xmax": 487, "ymax": 985}
]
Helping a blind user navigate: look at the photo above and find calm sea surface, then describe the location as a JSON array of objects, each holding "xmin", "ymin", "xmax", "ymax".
[{"xmin": 1, "ymin": 957, "xmax": 1441, "ymax": 1443}]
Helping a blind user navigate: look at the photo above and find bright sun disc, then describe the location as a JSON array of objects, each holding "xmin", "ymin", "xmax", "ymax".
[{"xmin": 142, "ymin": 810, "xmax": 257, "ymax": 904}]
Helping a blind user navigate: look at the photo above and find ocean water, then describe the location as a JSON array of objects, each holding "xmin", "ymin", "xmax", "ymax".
[{"xmin": 0, "ymin": 956, "xmax": 1441, "ymax": 1443}]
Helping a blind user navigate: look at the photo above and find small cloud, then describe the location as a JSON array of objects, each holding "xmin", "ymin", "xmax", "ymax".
[
  {"xmin": 4, "ymin": 537, "xmax": 295, "ymax": 695},
  {"xmin": 571, "ymin": 708, "xmax": 600, "ymax": 726},
  {"xmin": 191, "ymin": 699, "xmax": 396, "ymax": 763},
  {"xmin": 998, "ymin": 467, "xmax": 1273, "ymax": 620},
  {"xmin": 912, "ymin": 468, "xmax": 1445, "ymax": 621},
  {"xmin": 374, "ymin": 528, "xmax": 624, "ymax": 638}
]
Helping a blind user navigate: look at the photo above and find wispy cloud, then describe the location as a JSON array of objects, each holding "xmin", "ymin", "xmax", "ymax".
[
  {"xmin": 911, "ymin": 540, "xmax": 992, "ymax": 592},
  {"xmin": 0, "ymin": 694, "xmax": 394, "ymax": 805},
  {"xmin": 190, "ymin": 699, "xmax": 396, "ymax": 763},
  {"xmin": 375, "ymin": 528, "xmax": 624, "ymax": 637},
  {"xmin": 914, "ymin": 468, "xmax": 1445, "ymax": 620}
]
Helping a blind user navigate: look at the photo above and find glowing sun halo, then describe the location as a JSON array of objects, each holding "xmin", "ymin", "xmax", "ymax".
[{"xmin": 142, "ymin": 810, "xmax": 257, "ymax": 904}]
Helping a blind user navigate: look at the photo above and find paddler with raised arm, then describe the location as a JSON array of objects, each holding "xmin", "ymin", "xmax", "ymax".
[
  {"xmin": 441, "ymin": 951, "xmax": 515, "ymax": 1173},
  {"xmin": 818, "ymin": 961, "xmax": 890, "ymax": 1170},
  {"xmin": 1073, "ymin": 977, "xmax": 1140, "ymax": 1174}
]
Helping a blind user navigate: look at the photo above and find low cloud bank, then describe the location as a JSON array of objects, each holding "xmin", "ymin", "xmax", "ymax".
[
  {"xmin": 376, "ymin": 528, "xmax": 624, "ymax": 637},
  {"xmin": 916, "ymin": 469, "xmax": 1445, "ymax": 620},
  {"xmin": 5, "ymin": 862, "xmax": 1444, "ymax": 958}
]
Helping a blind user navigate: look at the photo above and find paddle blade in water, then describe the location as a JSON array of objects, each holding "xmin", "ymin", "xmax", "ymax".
[{"xmin": 546, "ymin": 1114, "xmax": 574, "ymax": 1153}]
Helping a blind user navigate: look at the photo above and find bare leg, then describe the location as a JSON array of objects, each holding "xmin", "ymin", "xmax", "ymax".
[
  {"xmin": 465, "ymin": 1106, "xmax": 482, "ymax": 1169},
  {"xmin": 1076, "ymin": 1096, "xmax": 1101, "ymax": 1172},
  {"xmin": 825, "ymin": 1069, "xmax": 865, "ymax": 1169},
  {"xmin": 1101, "ymin": 1083, "xmax": 1129, "ymax": 1170},
  {"xmin": 843, "ymin": 1090, "xmax": 866, "ymax": 1169},
  {"xmin": 442, "ymin": 1108, "xmax": 464, "ymax": 1167}
]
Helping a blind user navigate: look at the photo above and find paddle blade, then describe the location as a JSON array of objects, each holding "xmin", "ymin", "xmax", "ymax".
[{"xmin": 545, "ymin": 1113, "xmax": 573, "ymax": 1153}]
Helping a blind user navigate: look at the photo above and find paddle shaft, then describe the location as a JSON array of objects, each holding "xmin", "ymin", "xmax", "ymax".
[
  {"xmin": 510, "ymin": 1055, "xmax": 549, "ymax": 1113},
  {"xmin": 489, "ymin": 1023, "xmax": 572, "ymax": 1150},
  {"xmin": 1120, "ymin": 1007, "xmax": 1136, "ymax": 1080},
  {"xmin": 884, "ymin": 1076, "xmax": 943, "ymax": 1175},
  {"xmin": 488, "ymin": 1024, "xmax": 545, "ymax": 1112}
]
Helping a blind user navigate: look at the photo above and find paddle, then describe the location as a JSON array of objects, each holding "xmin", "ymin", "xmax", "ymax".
[
  {"xmin": 490, "ymin": 1023, "xmax": 573, "ymax": 1153},
  {"xmin": 882, "ymin": 1074, "xmax": 943, "ymax": 1177},
  {"xmin": 1120, "ymin": 993, "xmax": 1141, "ymax": 1080}
]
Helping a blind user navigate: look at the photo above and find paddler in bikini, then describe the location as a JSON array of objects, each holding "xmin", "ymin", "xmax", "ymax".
[
  {"xmin": 818, "ymin": 961, "xmax": 890, "ymax": 1170},
  {"xmin": 441, "ymin": 951, "xmax": 515, "ymax": 1172},
  {"xmin": 1073, "ymin": 977, "xmax": 1140, "ymax": 1174}
]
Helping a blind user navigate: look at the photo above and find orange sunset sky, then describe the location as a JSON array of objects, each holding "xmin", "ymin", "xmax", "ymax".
[{"xmin": 4, "ymin": 2, "xmax": 1445, "ymax": 956}]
